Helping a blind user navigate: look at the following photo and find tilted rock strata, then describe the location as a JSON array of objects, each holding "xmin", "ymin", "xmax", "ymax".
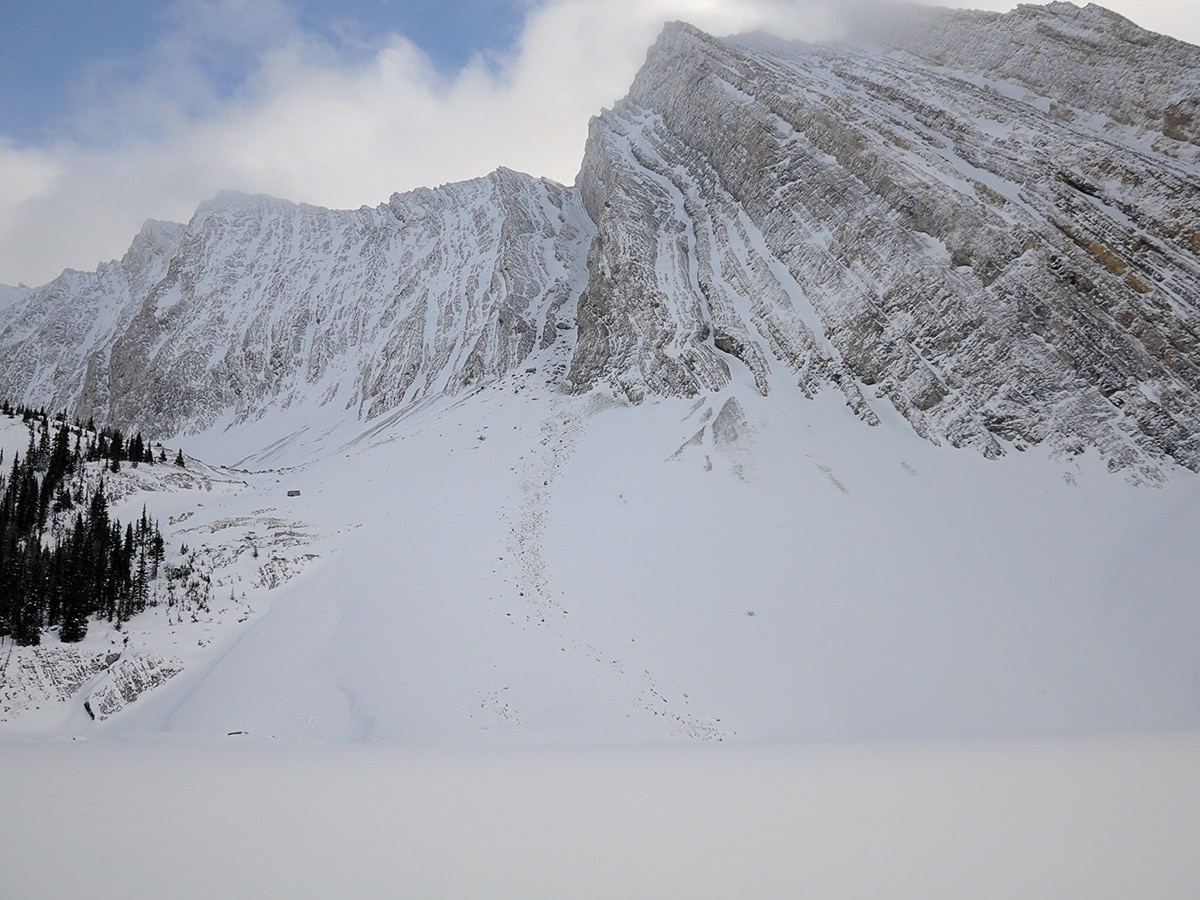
[
  {"xmin": 875, "ymin": 1, "xmax": 1200, "ymax": 150},
  {"xmin": 0, "ymin": 169, "xmax": 591, "ymax": 439},
  {"xmin": 1, "ymin": 4, "xmax": 1199, "ymax": 479},
  {"xmin": 85, "ymin": 654, "xmax": 183, "ymax": 721},
  {"xmin": 571, "ymin": 10, "xmax": 1200, "ymax": 478}
]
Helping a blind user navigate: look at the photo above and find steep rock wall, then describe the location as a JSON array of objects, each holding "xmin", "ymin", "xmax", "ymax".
[{"xmin": 570, "ymin": 9, "xmax": 1200, "ymax": 479}]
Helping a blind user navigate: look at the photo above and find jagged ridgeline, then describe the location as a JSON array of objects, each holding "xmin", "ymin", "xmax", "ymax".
[
  {"xmin": 0, "ymin": 2, "xmax": 1198, "ymax": 480},
  {"xmin": 0, "ymin": 405, "xmax": 174, "ymax": 645}
]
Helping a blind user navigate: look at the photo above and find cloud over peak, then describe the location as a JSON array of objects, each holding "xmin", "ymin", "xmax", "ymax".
[{"xmin": 1, "ymin": 0, "xmax": 1196, "ymax": 286}]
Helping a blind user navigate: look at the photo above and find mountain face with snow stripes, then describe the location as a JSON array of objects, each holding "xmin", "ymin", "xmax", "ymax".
[
  {"xmin": 2, "ymin": 2, "xmax": 1199, "ymax": 480},
  {"xmin": 571, "ymin": 9, "xmax": 1200, "ymax": 482},
  {"xmin": 1, "ymin": 171, "xmax": 591, "ymax": 445},
  {"xmin": 4, "ymin": 3, "xmax": 1200, "ymax": 745}
]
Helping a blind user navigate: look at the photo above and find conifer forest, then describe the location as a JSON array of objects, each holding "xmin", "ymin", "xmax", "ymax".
[{"xmin": 0, "ymin": 403, "xmax": 168, "ymax": 645}]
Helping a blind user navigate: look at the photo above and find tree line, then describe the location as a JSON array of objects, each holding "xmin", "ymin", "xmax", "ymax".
[{"xmin": 0, "ymin": 405, "xmax": 174, "ymax": 646}]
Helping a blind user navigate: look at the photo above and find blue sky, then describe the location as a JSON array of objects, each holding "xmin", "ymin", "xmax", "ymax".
[
  {"xmin": 0, "ymin": 0, "xmax": 528, "ymax": 145},
  {"xmin": 1, "ymin": 0, "xmax": 1197, "ymax": 287}
]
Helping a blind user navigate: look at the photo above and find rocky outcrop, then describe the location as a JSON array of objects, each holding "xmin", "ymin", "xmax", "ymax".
[
  {"xmin": 85, "ymin": 654, "xmax": 183, "ymax": 721},
  {"xmin": 570, "ymin": 7, "xmax": 1200, "ymax": 479},
  {"xmin": 0, "ymin": 646, "xmax": 115, "ymax": 722},
  {"xmin": 873, "ymin": 2, "xmax": 1200, "ymax": 149},
  {"xmin": 0, "ymin": 644, "xmax": 179, "ymax": 723}
]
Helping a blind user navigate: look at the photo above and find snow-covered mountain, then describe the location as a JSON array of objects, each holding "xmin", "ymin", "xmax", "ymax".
[
  {"xmin": 0, "ymin": 171, "xmax": 591, "ymax": 457},
  {"xmin": 3, "ymin": 3, "xmax": 1199, "ymax": 479},
  {"xmin": 573, "ymin": 8, "xmax": 1200, "ymax": 481},
  {"xmin": 2, "ymin": 2, "xmax": 1200, "ymax": 743}
]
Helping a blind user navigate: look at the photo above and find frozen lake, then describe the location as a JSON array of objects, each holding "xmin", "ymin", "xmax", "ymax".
[{"xmin": 3, "ymin": 732, "xmax": 1198, "ymax": 898}]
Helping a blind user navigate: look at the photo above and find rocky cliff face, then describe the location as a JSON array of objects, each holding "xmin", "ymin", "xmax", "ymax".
[
  {"xmin": 0, "ymin": 169, "xmax": 591, "ymax": 439},
  {"xmin": 571, "ymin": 6, "xmax": 1200, "ymax": 480},
  {"xmin": 876, "ymin": 2, "xmax": 1200, "ymax": 148},
  {"xmin": 2, "ymin": 3, "xmax": 1199, "ymax": 479}
]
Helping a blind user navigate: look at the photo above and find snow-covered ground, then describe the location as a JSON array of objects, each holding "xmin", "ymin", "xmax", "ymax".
[
  {"xmin": 4, "ymin": 356, "xmax": 1200, "ymax": 894},
  {"xmin": 6, "ymin": 350, "xmax": 1199, "ymax": 744},
  {"xmin": 126, "ymin": 374, "xmax": 1200, "ymax": 742},
  {"xmin": 2, "ymin": 732, "xmax": 1198, "ymax": 898},
  {"xmin": 0, "ymin": 412, "xmax": 30, "ymax": 463}
]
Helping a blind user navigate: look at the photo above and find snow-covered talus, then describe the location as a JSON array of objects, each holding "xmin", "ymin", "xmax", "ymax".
[
  {"xmin": 0, "ymin": 168, "xmax": 591, "ymax": 443},
  {"xmin": 571, "ymin": 7, "xmax": 1200, "ymax": 479}
]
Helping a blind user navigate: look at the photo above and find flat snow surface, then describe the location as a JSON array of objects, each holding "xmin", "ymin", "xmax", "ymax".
[{"xmin": 2, "ymin": 733, "xmax": 1198, "ymax": 898}]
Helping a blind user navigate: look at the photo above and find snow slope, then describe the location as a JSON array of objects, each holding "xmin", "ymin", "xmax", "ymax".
[
  {"xmin": 1, "ymin": 4, "xmax": 1198, "ymax": 746},
  {"xmin": 5, "ymin": 356, "xmax": 1194, "ymax": 745}
]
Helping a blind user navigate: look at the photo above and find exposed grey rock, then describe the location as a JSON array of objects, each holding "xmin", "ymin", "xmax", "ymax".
[
  {"xmin": 0, "ymin": 169, "xmax": 592, "ymax": 439},
  {"xmin": 85, "ymin": 654, "xmax": 183, "ymax": 720},
  {"xmin": 869, "ymin": 2, "xmax": 1200, "ymax": 148},
  {"xmin": 0, "ymin": 643, "xmax": 182, "ymax": 723},
  {"xmin": 570, "ymin": 7, "xmax": 1200, "ymax": 479},
  {"xmin": 2, "ymin": 4, "xmax": 1199, "ymax": 481},
  {"xmin": 0, "ymin": 647, "xmax": 115, "ymax": 722},
  {"xmin": 711, "ymin": 396, "xmax": 750, "ymax": 449}
]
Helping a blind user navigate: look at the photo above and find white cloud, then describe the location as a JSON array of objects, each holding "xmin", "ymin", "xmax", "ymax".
[
  {"xmin": 0, "ymin": 0, "xmax": 1196, "ymax": 286},
  {"xmin": 0, "ymin": 142, "xmax": 61, "ymax": 223},
  {"xmin": 0, "ymin": 0, "xmax": 851, "ymax": 286}
]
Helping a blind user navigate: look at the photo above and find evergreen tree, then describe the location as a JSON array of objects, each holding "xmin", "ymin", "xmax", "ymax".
[
  {"xmin": 0, "ymin": 407, "xmax": 171, "ymax": 643},
  {"xmin": 128, "ymin": 432, "xmax": 144, "ymax": 468},
  {"xmin": 58, "ymin": 516, "xmax": 89, "ymax": 643}
]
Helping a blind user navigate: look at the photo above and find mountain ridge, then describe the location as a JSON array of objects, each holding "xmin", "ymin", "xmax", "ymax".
[
  {"xmin": 3, "ymin": 2, "xmax": 1200, "ymax": 745},
  {"xmin": 569, "ymin": 8, "xmax": 1200, "ymax": 480},
  {"xmin": 3, "ymin": 3, "xmax": 1198, "ymax": 481}
]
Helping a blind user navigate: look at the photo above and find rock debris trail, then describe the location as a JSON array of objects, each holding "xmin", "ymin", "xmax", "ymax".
[{"xmin": 500, "ymin": 389, "xmax": 726, "ymax": 741}]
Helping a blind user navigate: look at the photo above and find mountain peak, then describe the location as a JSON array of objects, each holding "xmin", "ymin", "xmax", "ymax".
[
  {"xmin": 4, "ymin": 3, "xmax": 1200, "ymax": 750},
  {"xmin": 2, "ymin": 5, "xmax": 1199, "ymax": 482}
]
